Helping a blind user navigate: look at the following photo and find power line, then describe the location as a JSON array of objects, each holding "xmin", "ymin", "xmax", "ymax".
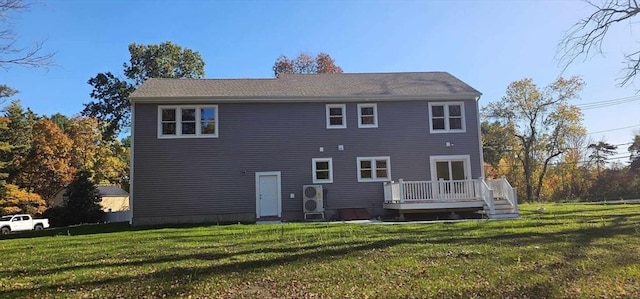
[
  {"xmin": 587, "ymin": 125, "xmax": 640, "ymax": 135},
  {"xmin": 576, "ymin": 95, "xmax": 640, "ymax": 110}
]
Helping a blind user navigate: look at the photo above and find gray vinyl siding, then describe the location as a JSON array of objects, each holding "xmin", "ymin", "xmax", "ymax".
[{"xmin": 132, "ymin": 99, "xmax": 482, "ymax": 221}]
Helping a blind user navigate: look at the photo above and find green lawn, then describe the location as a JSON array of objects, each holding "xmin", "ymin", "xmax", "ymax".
[{"xmin": 1, "ymin": 203, "xmax": 639, "ymax": 298}]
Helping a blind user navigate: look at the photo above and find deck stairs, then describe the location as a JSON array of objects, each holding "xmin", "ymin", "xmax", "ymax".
[
  {"xmin": 483, "ymin": 177, "xmax": 519, "ymax": 219},
  {"xmin": 483, "ymin": 199, "xmax": 519, "ymax": 219}
]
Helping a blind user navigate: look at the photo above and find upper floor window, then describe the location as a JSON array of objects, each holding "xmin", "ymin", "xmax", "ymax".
[
  {"xmin": 357, "ymin": 156, "xmax": 391, "ymax": 182},
  {"xmin": 326, "ymin": 104, "xmax": 346, "ymax": 129},
  {"xmin": 429, "ymin": 102, "xmax": 465, "ymax": 133},
  {"xmin": 357, "ymin": 103, "xmax": 378, "ymax": 128},
  {"xmin": 158, "ymin": 105, "xmax": 218, "ymax": 138},
  {"xmin": 312, "ymin": 158, "xmax": 333, "ymax": 183}
]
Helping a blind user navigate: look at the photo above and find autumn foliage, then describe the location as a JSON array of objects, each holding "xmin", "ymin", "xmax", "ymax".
[
  {"xmin": 0, "ymin": 184, "xmax": 46, "ymax": 215},
  {"xmin": 0, "ymin": 100, "xmax": 130, "ymax": 217},
  {"xmin": 273, "ymin": 52, "xmax": 343, "ymax": 77},
  {"xmin": 18, "ymin": 119, "xmax": 75, "ymax": 200}
]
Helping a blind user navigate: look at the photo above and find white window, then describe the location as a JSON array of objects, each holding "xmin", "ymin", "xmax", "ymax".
[
  {"xmin": 357, "ymin": 156, "xmax": 391, "ymax": 182},
  {"xmin": 429, "ymin": 102, "xmax": 465, "ymax": 133},
  {"xmin": 357, "ymin": 103, "xmax": 378, "ymax": 128},
  {"xmin": 326, "ymin": 104, "xmax": 346, "ymax": 129},
  {"xmin": 312, "ymin": 158, "xmax": 333, "ymax": 183},
  {"xmin": 158, "ymin": 105, "xmax": 219, "ymax": 138}
]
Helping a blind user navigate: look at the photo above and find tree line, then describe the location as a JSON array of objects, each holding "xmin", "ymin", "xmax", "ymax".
[
  {"xmin": 0, "ymin": 98, "xmax": 130, "ymax": 217},
  {"xmin": 482, "ymin": 78, "xmax": 640, "ymax": 202}
]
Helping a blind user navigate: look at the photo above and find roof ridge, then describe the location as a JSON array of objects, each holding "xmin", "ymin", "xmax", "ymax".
[
  {"xmin": 279, "ymin": 71, "xmax": 450, "ymax": 76},
  {"xmin": 147, "ymin": 77, "xmax": 277, "ymax": 81},
  {"xmin": 146, "ymin": 72, "xmax": 451, "ymax": 81}
]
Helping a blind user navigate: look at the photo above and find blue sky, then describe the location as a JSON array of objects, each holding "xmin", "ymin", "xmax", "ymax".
[{"xmin": 3, "ymin": 0, "xmax": 640, "ymax": 160}]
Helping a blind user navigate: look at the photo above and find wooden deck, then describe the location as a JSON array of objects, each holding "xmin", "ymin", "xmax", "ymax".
[{"xmin": 383, "ymin": 178, "xmax": 519, "ymax": 219}]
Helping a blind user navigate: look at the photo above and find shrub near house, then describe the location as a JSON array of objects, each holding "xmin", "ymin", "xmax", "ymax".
[{"xmin": 43, "ymin": 170, "xmax": 104, "ymax": 226}]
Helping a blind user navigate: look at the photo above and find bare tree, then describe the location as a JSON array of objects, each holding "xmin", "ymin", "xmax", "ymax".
[
  {"xmin": 559, "ymin": 0, "xmax": 640, "ymax": 87},
  {"xmin": 0, "ymin": 0, "xmax": 54, "ymax": 69}
]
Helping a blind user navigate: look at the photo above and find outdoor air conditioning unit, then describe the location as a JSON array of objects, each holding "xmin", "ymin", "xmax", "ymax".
[{"xmin": 303, "ymin": 185, "xmax": 324, "ymax": 213}]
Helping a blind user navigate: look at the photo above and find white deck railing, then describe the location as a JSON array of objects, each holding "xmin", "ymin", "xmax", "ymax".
[
  {"xmin": 486, "ymin": 177, "xmax": 518, "ymax": 213},
  {"xmin": 384, "ymin": 179, "xmax": 497, "ymax": 214},
  {"xmin": 384, "ymin": 179, "xmax": 486, "ymax": 202}
]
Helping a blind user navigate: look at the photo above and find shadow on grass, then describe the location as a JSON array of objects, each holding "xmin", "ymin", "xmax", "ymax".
[
  {"xmin": 0, "ymin": 238, "xmax": 415, "ymax": 297},
  {"xmin": 0, "ymin": 241, "xmax": 338, "ymax": 277},
  {"xmin": 0, "ymin": 221, "xmax": 261, "ymax": 240},
  {"xmin": 432, "ymin": 220, "xmax": 638, "ymax": 246},
  {"xmin": 1, "ymin": 207, "xmax": 639, "ymax": 297}
]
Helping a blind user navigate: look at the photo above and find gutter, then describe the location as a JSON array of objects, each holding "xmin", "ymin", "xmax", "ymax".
[{"xmin": 129, "ymin": 93, "xmax": 483, "ymax": 104}]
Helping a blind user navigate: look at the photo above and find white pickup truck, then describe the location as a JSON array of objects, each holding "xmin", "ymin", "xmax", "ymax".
[{"xmin": 0, "ymin": 214, "xmax": 50, "ymax": 234}]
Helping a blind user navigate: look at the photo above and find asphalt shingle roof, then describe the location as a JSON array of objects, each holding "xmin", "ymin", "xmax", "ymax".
[
  {"xmin": 97, "ymin": 186, "xmax": 129, "ymax": 197},
  {"xmin": 130, "ymin": 72, "xmax": 481, "ymax": 100}
]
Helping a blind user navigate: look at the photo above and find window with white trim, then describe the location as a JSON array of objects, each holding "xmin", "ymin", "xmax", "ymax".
[
  {"xmin": 357, "ymin": 156, "xmax": 391, "ymax": 182},
  {"xmin": 326, "ymin": 104, "xmax": 346, "ymax": 129},
  {"xmin": 429, "ymin": 102, "xmax": 465, "ymax": 133},
  {"xmin": 158, "ymin": 105, "xmax": 218, "ymax": 138},
  {"xmin": 312, "ymin": 158, "xmax": 333, "ymax": 183},
  {"xmin": 357, "ymin": 103, "xmax": 378, "ymax": 128}
]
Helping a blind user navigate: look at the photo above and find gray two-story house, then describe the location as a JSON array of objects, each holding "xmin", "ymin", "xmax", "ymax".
[{"xmin": 129, "ymin": 72, "xmax": 518, "ymax": 226}]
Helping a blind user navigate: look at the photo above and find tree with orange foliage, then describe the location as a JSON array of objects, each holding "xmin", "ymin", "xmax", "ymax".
[
  {"xmin": 273, "ymin": 52, "xmax": 343, "ymax": 77},
  {"xmin": 0, "ymin": 184, "xmax": 46, "ymax": 215},
  {"xmin": 18, "ymin": 119, "xmax": 75, "ymax": 200}
]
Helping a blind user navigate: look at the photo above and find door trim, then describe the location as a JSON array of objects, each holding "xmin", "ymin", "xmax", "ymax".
[
  {"xmin": 255, "ymin": 171, "xmax": 282, "ymax": 218},
  {"xmin": 429, "ymin": 155, "xmax": 472, "ymax": 180}
]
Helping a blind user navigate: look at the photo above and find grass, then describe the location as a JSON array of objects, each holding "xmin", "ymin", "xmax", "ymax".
[{"xmin": 1, "ymin": 203, "xmax": 639, "ymax": 298}]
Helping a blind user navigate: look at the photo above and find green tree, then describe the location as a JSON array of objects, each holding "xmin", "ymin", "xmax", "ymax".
[
  {"xmin": 630, "ymin": 134, "xmax": 640, "ymax": 169},
  {"xmin": 46, "ymin": 113, "xmax": 69, "ymax": 132},
  {"xmin": 1, "ymin": 100, "xmax": 36, "ymax": 184},
  {"xmin": 484, "ymin": 77, "xmax": 586, "ymax": 202},
  {"xmin": 587, "ymin": 141, "xmax": 618, "ymax": 175},
  {"xmin": 273, "ymin": 52, "xmax": 343, "ymax": 77},
  {"xmin": 63, "ymin": 170, "xmax": 104, "ymax": 225},
  {"xmin": 481, "ymin": 120, "xmax": 516, "ymax": 168},
  {"xmin": 0, "ymin": 87, "xmax": 17, "ymax": 197},
  {"xmin": 588, "ymin": 167, "xmax": 640, "ymax": 200},
  {"xmin": 82, "ymin": 41, "xmax": 205, "ymax": 139},
  {"xmin": 0, "ymin": 117, "xmax": 10, "ymax": 197}
]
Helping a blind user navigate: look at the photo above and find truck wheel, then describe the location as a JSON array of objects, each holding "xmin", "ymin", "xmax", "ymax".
[
  {"xmin": 34, "ymin": 224, "xmax": 44, "ymax": 231},
  {"xmin": 1, "ymin": 227, "xmax": 9, "ymax": 235}
]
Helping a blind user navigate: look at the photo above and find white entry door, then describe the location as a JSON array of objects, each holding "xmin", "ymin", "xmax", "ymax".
[{"xmin": 255, "ymin": 172, "xmax": 281, "ymax": 217}]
